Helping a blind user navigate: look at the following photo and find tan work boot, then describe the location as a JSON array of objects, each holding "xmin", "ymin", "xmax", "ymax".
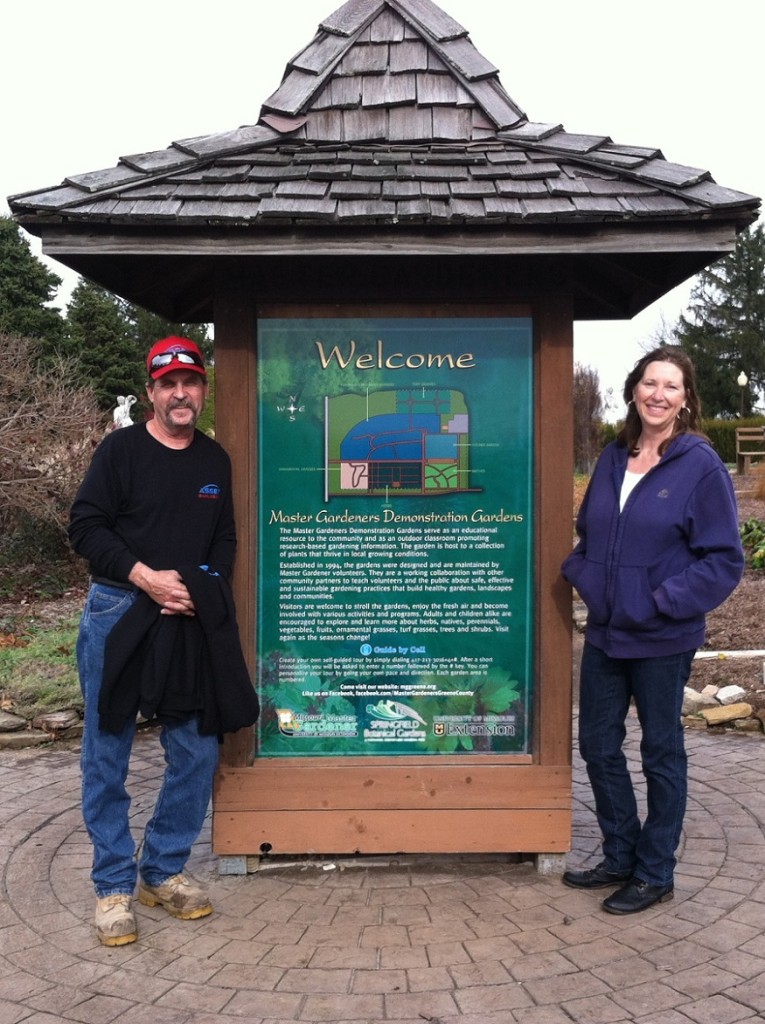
[
  {"xmin": 138, "ymin": 873, "xmax": 212, "ymax": 920},
  {"xmin": 95, "ymin": 894, "xmax": 137, "ymax": 946}
]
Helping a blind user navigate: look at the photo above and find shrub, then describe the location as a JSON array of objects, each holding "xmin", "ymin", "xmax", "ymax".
[
  {"xmin": 0, "ymin": 331, "xmax": 106, "ymax": 540},
  {"xmin": 740, "ymin": 518, "xmax": 765, "ymax": 570}
]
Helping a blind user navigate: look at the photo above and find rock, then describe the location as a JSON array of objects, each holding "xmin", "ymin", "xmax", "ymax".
[
  {"xmin": 701, "ymin": 702, "xmax": 753, "ymax": 726},
  {"xmin": 572, "ymin": 598, "xmax": 587, "ymax": 633},
  {"xmin": 682, "ymin": 716, "xmax": 709, "ymax": 730},
  {"xmin": 0, "ymin": 710, "xmax": 27, "ymax": 732},
  {"xmin": 31, "ymin": 709, "xmax": 81, "ymax": 735},
  {"xmin": 701, "ymin": 684, "xmax": 719, "ymax": 697},
  {"xmin": 733, "ymin": 718, "xmax": 763, "ymax": 733},
  {"xmin": 682, "ymin": 688, "xmax": 718, "ymax": 715},
  {"xmin": 0, "ymin": 731, "xmax": 57, "ymax": 750},
  {"xmin": 717, "ymin": 685, "xmax": 748, "ymax": 705}
]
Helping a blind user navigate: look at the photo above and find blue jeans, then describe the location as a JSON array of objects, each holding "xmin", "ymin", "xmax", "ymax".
[
  {"xmin": 77, "ymin": 583, "xmax": 220, "ymax": 897},
  {"xmin": 578, "ymin": 641, "xmax": 695, "ymax": 888}
]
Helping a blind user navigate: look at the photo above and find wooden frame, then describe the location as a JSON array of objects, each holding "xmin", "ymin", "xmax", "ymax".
[{"xmin": 213, "ymin": 279, "xmax": 574, "ymax": 856}]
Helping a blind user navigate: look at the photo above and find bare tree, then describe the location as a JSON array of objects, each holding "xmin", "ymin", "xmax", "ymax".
[
  {"xmin": 0, "ymin": 332, "xmax": 106, "ymax": 532},
  {"xmin": 646, "ymin": 313, "xmax": 678, "ymax": 349},
  {"xmin": 573, "ymin": 362, "xmax": 604, "ymax": 474}
]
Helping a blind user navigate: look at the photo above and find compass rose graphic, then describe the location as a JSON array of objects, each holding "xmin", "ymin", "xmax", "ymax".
[{"xmin": 276, "ymin": 394, "xmax": 305, "ymax": 422}]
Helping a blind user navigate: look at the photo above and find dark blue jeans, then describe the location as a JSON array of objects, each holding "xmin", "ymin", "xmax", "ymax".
[
  {"xmin": 578, "ymin": 641, "xmax": 695, "ymax": 888},
  {"xmin": 77, "ymin": 583, "xmax": 220, "ymax": 897}
]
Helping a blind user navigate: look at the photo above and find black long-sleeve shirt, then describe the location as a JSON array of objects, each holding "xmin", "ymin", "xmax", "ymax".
[{"xmin": 68, "ymin": 423, "xmax": 236, "ymax": 582}]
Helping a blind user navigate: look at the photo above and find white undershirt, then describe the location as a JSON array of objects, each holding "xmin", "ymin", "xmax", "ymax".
[{"xmin": 620, "ymin": 469, "xmax": 645, "ymax": 511}]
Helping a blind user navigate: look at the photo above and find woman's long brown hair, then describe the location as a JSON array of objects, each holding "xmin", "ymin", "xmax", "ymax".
[{"xmin": 617, "ymin": 346, "xmax": 707, "ymax": 456}]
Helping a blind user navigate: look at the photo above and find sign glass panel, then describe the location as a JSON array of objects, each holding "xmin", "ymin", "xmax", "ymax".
[{"xmin": 257, "ymin": 317, "xmax": 533, "ymax": 756}]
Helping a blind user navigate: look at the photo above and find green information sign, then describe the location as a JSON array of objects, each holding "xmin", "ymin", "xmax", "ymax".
[{"xmin": 257, "ymin": 317, "xmax": 534, "ymax": 756}]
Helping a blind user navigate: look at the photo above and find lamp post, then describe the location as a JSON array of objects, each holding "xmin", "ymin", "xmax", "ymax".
[{"xmin": 737, "ymin": 371, "xmax": 748, "ymax": 418}]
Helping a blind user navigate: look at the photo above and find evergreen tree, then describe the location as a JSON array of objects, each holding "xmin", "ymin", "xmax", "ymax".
[
  {"xmin": 63, "ymin": 281, "xmax": 143, "ymax": 411},
  {"xmin": 63, "ymin": 283, "xmax": 214, "ymax": 417},
  {"xmin": 0, "ymin": 216, "xmax": 64, "ymax": 352},
  {"xmin": 122, "ymin": 303, "xmax": 211, "ymax": 361},
  {"xmin": 674, "ymin": 223, "xmax": 765, "ymax": 417}
]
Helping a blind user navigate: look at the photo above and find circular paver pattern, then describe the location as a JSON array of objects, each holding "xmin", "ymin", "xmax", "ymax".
[{"xmin": 2, "ymin": 720, "xmax": 765, "ymax": 1023}]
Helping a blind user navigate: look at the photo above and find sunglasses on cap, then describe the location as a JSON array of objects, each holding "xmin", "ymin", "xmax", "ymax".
[{"xmin": 150, "ymin": 349, "xmax": 205, "ymax": 370}]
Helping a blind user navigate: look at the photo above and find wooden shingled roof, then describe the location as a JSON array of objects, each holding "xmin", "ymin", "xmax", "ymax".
[{"xmin": 8, "ymin": 0, "xmax": 760, "ymax": 320}]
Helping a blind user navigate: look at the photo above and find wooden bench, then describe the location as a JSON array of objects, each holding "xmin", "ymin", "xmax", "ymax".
[{"xmin": 735, "ymin": 426, "xmax": 765, "ymax": 474}]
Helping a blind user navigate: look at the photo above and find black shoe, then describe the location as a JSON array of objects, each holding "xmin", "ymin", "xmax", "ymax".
[
  {"xmin": 562, "ymin": 861, "xmax": 633, "ymax": 889},
  {"xmin": 602, "ymin": 879, "xmax": 674, "ymax": 915}
]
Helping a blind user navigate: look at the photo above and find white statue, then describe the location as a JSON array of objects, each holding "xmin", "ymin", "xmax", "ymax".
[{"xmin": 112, "ymin": 395, "xmax": 137, "ymax": 429}]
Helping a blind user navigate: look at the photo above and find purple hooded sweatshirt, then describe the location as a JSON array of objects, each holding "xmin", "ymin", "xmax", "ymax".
[{"xmin": 562, "ymin": 434, "xmax": 744, "ymax": 659}]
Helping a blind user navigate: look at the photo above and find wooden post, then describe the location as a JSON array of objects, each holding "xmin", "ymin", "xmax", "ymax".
[
  {"xmin": 534, "ymin": 295, "xmax": 574, "ymax": 767},
  {"xmin": 214, "ymin": 270, "xmax": 257, "ymax": 768}
]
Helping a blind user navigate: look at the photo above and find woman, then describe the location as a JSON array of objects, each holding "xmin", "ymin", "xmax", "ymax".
[{"xmin": 561, "ymin": 346, "xmax": 743, "ymax": 914}]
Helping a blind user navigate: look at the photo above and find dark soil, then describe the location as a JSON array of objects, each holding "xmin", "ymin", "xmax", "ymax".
[{"xmin": 688, "ymin": 478, "xmax": 765, "ymax": 711}]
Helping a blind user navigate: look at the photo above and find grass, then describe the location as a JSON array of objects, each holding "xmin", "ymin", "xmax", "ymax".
[{"xmin": 0, "ymin": 611, "xmax": 82, "ymax": 721}]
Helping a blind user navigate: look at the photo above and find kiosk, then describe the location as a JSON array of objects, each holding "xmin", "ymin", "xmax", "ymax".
[{"xmin": 9, "ymin": 0, "xmax": 759, "ymax": 862}]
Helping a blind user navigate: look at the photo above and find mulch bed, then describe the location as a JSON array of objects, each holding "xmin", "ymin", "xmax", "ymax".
[{"xmin": 688, "ymin": 476, "xmax": 765, "ymax": 710}]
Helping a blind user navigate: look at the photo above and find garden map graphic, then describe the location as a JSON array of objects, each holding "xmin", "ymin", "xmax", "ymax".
[{"xmin": 326, "ymin": 388, "xmax": 475, "ymax": 497}]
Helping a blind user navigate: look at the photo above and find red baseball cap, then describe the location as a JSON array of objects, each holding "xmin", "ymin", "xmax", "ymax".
[{"xmin": 146, "ymin": 337, "xmax": 207, "ymax": 380}]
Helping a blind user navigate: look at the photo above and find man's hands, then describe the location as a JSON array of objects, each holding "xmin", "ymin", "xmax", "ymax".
[{"xmin": 128, "ymin": 563, "xmax": 195, "ymax": 616}]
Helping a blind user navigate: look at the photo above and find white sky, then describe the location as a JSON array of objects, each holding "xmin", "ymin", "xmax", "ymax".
[{"xmin": 3, "ymin": 0, "xmax": 763, "ymax": 418}]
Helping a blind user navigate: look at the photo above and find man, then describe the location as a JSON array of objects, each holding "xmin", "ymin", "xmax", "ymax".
[{"xmin": 69, "ymin": 336, "xmax": 249, "ymax": 947}]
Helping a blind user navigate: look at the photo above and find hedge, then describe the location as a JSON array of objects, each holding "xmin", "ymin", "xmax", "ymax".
[
  {"xmin": 598, "ymin": 417, "xmax": 765, "ymax": 466},
  {"xmin": 703, "ymin": 416, "xmax": 765, "ymax": 465}
]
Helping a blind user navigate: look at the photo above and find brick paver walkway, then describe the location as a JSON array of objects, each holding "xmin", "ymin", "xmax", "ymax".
[{"xmin": 2, "ymin": 714, "xmax": 765, "ymax": 1023}]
